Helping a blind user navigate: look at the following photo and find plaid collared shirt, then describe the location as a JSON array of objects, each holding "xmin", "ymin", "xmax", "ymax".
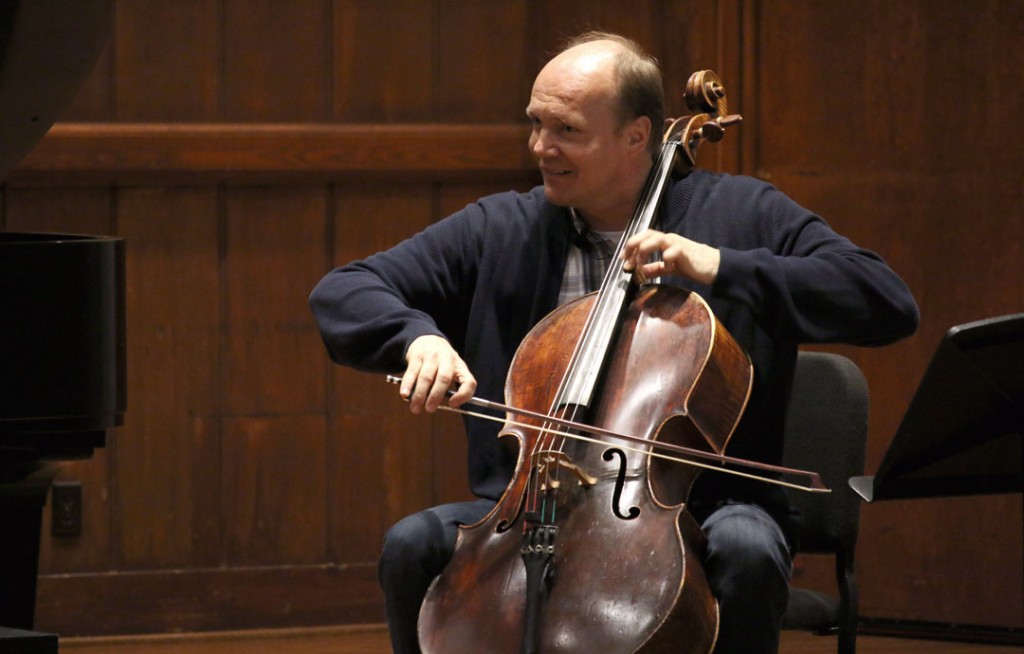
[{"xmin": 556, "ymin": 209, "xmax": 623, "ymax": 306}]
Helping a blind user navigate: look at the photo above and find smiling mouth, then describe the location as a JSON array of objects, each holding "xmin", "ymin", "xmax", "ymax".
[{"xmin": 542, "ymin": 167, "xmax": 572, "ymax": 176}]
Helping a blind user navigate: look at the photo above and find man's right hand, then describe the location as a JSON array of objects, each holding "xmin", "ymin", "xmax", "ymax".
[{"xmin": 400, "ymin": 335, "xmax": 477, "ymax": 414}]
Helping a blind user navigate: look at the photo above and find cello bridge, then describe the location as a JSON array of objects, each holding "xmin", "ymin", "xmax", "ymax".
[{"xmin": 536, "ymin": 450, "xmax": 598, "ymax": 490}]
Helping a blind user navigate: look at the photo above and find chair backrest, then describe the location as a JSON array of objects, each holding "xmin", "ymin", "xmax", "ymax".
[{"xmin": 783, "ymin": 351, "xmax": 869, "ymax": 554}]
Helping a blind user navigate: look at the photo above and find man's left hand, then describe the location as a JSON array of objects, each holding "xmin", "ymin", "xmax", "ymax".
[{"xmin": 620, "ymin": 229, "xmax": 720, "ymax": 285}]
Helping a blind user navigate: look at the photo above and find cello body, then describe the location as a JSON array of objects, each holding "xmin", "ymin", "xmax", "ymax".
[{"xmin": 418, "ymin": 284, "xmax": 752, "ymax": 654}]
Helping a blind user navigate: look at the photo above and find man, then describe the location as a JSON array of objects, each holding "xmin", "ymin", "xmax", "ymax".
[{"xmin": 310, "ymin": 32, "xmax": 918, "ymax": 654}]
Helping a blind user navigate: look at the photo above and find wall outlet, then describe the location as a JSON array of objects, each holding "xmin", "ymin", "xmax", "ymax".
[{"xmin": 51, "ymin": 481, "xmax": 82, "ymax": 537}]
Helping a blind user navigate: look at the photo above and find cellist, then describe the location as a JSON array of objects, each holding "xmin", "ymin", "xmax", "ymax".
[{"xmin": 309, "ymin": 31, "xmax": 919, "ymax": 654}]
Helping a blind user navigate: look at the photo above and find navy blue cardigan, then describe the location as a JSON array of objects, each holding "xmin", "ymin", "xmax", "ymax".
[{"xmin": 309, "ymin": 170, "xmax": 919, "ymax": 542}]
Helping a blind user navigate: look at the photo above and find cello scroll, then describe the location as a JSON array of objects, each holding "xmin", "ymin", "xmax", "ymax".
[{"xmin": 665, "ymin": 69, "xmax": 743, "ymax": 175}]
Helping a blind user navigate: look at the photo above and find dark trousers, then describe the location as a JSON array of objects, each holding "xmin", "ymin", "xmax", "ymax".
[{"xmin": 378, "ymin": 499, "xmax": 791, "ymax": 654}]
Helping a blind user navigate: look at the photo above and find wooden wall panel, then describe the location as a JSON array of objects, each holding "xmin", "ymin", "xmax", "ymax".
[
  {"xmin": 223, "ymin": 414, "xmax": 329, "ymax": 565},
  {"xmin": 221, "ymin": 187, "xmax": 330, "ymax": 566},
  {"xmin": 754, "ymin": 1, "xmax": 1024, "ymax": 629},
  {"xmin": 114, "ymin": 0, "xmax": 219, "ymax": 120},
  {"xmin": 223, "ymin": 0, "xmax": 330, "ymax": 121},
  {"xmin": 437, "ymin": 2, "xmax": 530, "ymax": 122},
  {"xmin": 13, "ymin": 123, "xmax": 536, "ymax": 186},
  {"xmin": 525, "ymin": 0, "xmax": 665, "ymax": 56},
  {"xmin": 114, "ymin": 188, "xmax": 222, "ymax": 569},
  {"xmin": 4, "ymin": 0, "xmax": 1019, "ymax": 638},
  {"xmin": 223, "ymin": 187, "xmax": 328, "ymax": 416},
  {"xmin": 757, "ymin": 1, "xmax": 1024, "ymax": 176},
  {"xmin": 3, "ymin": 188, "xmax": 113, "ymax": 235},
  {"xmin": 332, "ymin": 1, "xmax": 436, "ymax": 122}
]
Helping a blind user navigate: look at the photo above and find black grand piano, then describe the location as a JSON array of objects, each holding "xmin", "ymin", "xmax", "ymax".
[
  {"xmin": 1, "ymin": 0, "xmax": 120, "ymax": 647},
  {"xmin": 0, "ymin": 233, "xmax": 125, "ymax": 633}
]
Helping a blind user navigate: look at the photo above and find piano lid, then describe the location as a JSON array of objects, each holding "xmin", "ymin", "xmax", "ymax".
[
  {"xmin": 0, "ymin": 0, "xmax": 112, "ymax": 181},
  {"xmin": 0, "ymin": 233, "xmax": 125, "ymax": 437}
]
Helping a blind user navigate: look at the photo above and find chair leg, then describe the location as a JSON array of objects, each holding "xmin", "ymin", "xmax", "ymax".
[{"xmin": 836, "ymin": 547, "xmax": 858, "ymax": 654}]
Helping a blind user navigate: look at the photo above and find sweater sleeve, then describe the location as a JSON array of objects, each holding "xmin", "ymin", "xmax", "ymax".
[
  {"xmin": 308, "ymin": 204, "xmax": 483, "ymax": 373},
  {"xmin": 709, "ymin": 180, "xmax": 919, "ymax": 345}
]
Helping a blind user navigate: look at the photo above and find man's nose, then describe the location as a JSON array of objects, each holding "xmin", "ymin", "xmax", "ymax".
[{"xmin": 530, "ymin": 130, "xmax": 552, "ymax": 157}]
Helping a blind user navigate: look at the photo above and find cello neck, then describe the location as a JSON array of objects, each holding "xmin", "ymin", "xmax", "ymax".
[{"xmin": 555, "ymin": 137, "xmax": 682, "ymax": 409}]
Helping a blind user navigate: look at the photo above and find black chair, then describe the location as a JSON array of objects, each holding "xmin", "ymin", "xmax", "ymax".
[{"xmin": 781, "ymin": 351, "xmax": 869, "ymax": 654}]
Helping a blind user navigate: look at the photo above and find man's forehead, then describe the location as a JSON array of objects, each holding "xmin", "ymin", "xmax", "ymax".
[
  {"xmin": 527, "ymin": 84, "xmax": 580, "ymax": 112},
  {"xmin": 526, "ymin": 84, "xmax": 615, "ymax": 124},
  {"xmin": 528, "ymin": 55, "xmax": 617, "ymax": 115}
]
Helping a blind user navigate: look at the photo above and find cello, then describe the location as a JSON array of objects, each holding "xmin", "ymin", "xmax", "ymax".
[{"xmin": 413, "ymin": 71, "xmax": 809, "ymax": 654}]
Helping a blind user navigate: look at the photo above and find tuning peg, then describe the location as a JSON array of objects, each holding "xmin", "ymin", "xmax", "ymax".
[
  {"xmin": 718, "ymin": 114, "xmax": 743, "ymax": 128},
  {"xmin": 699, "ymin": 122, "xmax": 724, "ymax": 142},
  {"xmin": 699, "ymin": 114, "xmax": 743, "ymax": 143}
]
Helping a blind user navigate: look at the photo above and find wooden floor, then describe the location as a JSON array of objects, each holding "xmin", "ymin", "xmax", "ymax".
[{"xmin": 59, "ymin": 624, "xmax": 1024, "ymax": 654}]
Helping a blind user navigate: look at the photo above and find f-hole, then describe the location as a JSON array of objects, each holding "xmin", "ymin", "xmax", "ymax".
[{"xmin": 603, "ymin": 448, "xmax": 640, "ymax": 520}]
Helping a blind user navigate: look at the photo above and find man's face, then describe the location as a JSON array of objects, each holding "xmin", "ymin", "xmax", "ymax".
[{"xmin": 525, "ymin": 46, "xmax": 647, "ymax": 228}]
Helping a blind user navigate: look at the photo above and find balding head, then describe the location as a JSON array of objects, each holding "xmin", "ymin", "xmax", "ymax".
[{"xmin": 547, "ymin": 32, "xmax": 665, "ymax": 159}]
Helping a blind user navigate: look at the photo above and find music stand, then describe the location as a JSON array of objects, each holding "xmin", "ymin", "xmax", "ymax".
[{"xmin": 850, "ymin": 313, "xmax": 1024, "ymax": 502}]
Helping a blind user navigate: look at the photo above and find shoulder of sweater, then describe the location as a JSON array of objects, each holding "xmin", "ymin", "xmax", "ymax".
[
  {"xmin": 474, "ymin": 185, "xmax": 553, "ymax": 213},
  {"xmin": 424, "ymin": 186, "xmax": 566, "ymax": 247},
  {"xmin": 677, "ymin": 168, "xmax": 778, "ymax": 195},
  {"xmin": 425, "ymin": 186, "xmax": 542, "ymax": 230},
  {"xmin": 465, "ymin": 186, "xmax": 566, "ymax": 230},
  {"xmin": 668, "ymin": 169, "xmax": 786, "ymax": 214}
]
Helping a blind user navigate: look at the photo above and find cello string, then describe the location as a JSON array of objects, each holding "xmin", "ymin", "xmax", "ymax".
[
  {"xmin": 530, "ymin": 219, "xmax": 637, "ymax": 512},
  {"xmin": 541, "ymin": 136, "xmax": 679, "ymax": 501},
  {"xmin": 530, "ymin": 239, "xmax": 628, "ymax": 524},
  {"xmin": 524, "ymin": 309, "xmax": 598, "ymax": 523},
  {"xmin": 545, "ymin": 137, "xmax": 681, "ymax": 497}
]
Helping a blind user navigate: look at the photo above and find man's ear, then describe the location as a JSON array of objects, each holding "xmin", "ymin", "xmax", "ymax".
[{"xmin": 626, "ymin": 115, "xmax": 652, "ymax": 152}]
